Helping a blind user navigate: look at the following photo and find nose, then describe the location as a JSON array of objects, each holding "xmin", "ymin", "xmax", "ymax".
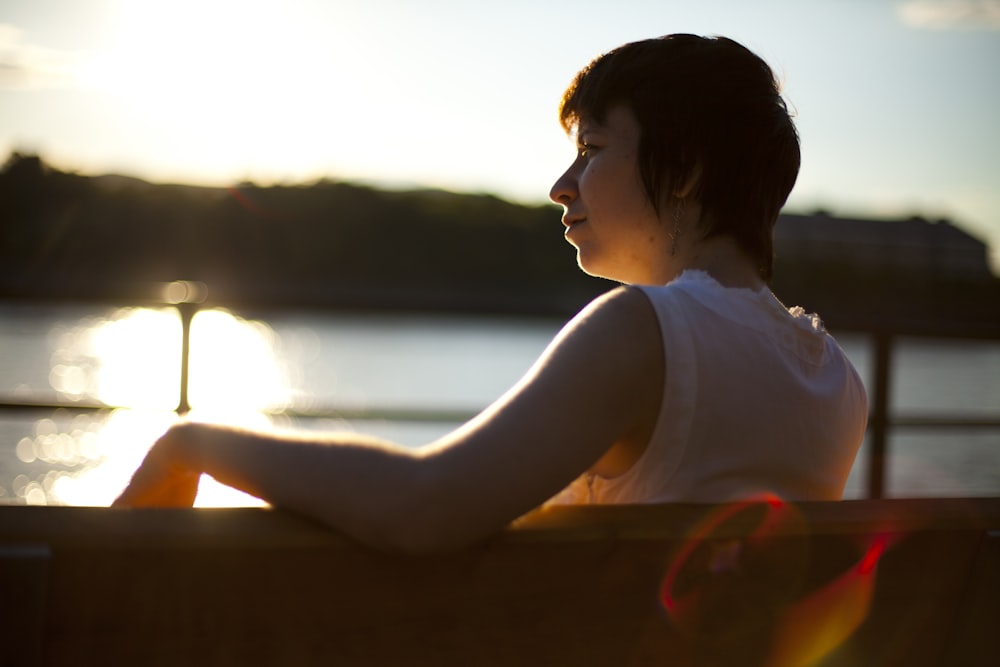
[{"xmin": 548, "ymin": 162, "xmax": 578, "ymax": 208}]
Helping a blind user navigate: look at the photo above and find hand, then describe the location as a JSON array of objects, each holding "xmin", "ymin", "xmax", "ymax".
[{"xmin": 112, "ymin": 423, "xmax": 203, "ymax": 508}]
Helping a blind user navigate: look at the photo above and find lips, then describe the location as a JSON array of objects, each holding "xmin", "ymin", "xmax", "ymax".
[{"xmin": 563, "ymin": 217, "xmax": 588, "ymax": 246}]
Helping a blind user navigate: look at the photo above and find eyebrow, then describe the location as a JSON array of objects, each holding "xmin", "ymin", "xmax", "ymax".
[{"xmin": 576, "ymin": 118, "xmax": 608, "ymax": 138}]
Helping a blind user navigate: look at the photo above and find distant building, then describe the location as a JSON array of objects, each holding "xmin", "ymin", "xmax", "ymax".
[{"xmin": 775, "ymin": 212, "xmax": 995, "ymax": 280}]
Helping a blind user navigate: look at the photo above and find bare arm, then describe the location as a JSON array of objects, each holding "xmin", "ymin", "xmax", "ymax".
[{"xmin": 114, "ymin": 286, "xmax": 664, "ymax": 552}]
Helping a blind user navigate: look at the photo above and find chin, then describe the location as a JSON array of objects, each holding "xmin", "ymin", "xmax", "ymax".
[
  {"xmin": 575, "ymin": 254, "xmax": 601, "ymax": 278},
  {"xmin": 578, "ymin": 259, "xmax": 625, "ymax": 284}
]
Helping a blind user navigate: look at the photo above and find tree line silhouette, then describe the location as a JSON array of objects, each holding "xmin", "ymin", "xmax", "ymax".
[
  {"xmin": 2, "ymin": 152, "xmax": 998, "ymax": 330},
  {"xmin": 1, "ymin": 153, "xmax": 606, "ymax": 314}
]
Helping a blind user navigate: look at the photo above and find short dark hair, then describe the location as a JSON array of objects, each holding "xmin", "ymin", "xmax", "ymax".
[{"xmin": 558, "ymin": 34, "xmax": 800, "ymax": 280}]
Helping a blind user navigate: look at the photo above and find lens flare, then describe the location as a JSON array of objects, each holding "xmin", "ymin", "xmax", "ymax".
[
  {"xmin": 658, "ymin": 496, "xmax": 897, "ymax": 666},
  {"xmin": 660, "ymin": 494, "xmax": 808, "ymax": 634},
  {"xmin": 766, "ymin": 534, "xmax": 894, "ymax": 667}
]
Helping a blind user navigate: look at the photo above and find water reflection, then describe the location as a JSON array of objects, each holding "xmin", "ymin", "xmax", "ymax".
[
  {"xmin": 7, "ymin": 307, "xmax": 998, "ymax": 506},
  {"xmin": 188, "ymin": 308, "xmax": 292, "ymax": 415},
  {"xmin": 47, "ymin": 307, "xmax": 181, "ymax": 408},
  {"xmin": 15, "ymin": 409, "xmax": 177, "ymax": 507},
  {"xmin": 9, "ymin": 306, "xmax": 290, "ymax": 507}
]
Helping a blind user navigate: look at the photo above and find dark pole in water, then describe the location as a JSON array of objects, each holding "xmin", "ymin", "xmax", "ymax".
[
  {"xmin": 868, "ymin": 332, "xmax": 892, "ymax": 499},
  {"xmin": 177, "ymin": 301, "xmax": 195, "ymax": 415},
  {"xmin": 162, "ymin": 281, "xmax": 207, "ymax": 416}
]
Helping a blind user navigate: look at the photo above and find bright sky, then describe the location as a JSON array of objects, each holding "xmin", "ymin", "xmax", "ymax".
[{"xmin": 2, "ymin": 0, "xmax": 999, "ymax": 269}]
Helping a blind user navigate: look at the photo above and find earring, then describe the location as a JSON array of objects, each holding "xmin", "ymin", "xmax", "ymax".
[{"xmin": 671, "ymin": 199, "xmax": 684, "ymax": 257}]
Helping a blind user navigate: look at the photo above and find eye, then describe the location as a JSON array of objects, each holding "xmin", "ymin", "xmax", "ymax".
[{"xmin": 578, "ymin": 142, "xmax": 597, "ymax": 157}]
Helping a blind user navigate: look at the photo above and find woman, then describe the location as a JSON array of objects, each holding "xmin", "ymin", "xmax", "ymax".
[{"xmin": 114, "ymin": 34, "xmax": 868, "ymax": 553}]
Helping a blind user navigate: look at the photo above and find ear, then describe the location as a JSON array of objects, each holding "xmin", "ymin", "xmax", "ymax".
[{"xmin": 675, "ymin": 162, "xmax": 702, "ymax": 199}]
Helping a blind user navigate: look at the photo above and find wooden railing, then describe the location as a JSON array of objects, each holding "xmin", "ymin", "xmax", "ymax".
[
  {"xmin": 2, "ymin": 498, "xmax": 998, "ymax": 666},
  {"xmin": 862, "ymin": 327, "xmax": 1000, "ymax": 498}
]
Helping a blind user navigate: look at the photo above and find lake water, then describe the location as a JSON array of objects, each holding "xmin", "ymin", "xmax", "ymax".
[{"xmin": 1, "ymin": 302, "xmax": 998, "ymax": 507}]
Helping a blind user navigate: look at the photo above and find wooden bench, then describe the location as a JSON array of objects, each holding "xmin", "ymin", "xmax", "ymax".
[{"xmin": 2, "ymin": 497, "xmax": 998, "ymax": 666}]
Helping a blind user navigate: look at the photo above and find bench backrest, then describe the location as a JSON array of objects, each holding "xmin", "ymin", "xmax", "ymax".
[{"xmin": 2, "ymin": 498, "xmax": 998, "ymax": 667}]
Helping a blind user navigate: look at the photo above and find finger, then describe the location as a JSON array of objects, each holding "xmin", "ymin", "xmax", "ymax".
[{"xmin": 112, "ymin": 466, "xmax": 200, "ymax": 507}]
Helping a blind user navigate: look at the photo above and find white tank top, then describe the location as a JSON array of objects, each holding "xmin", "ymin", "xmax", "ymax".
[{"xmin": 554, "ymin": 270, "xmax": 868, "ymax": 505}]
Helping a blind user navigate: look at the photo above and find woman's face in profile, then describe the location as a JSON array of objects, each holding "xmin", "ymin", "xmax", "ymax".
[{"xmin": 549, "ymin": 105, "xmax": 672, "ymax": 285}]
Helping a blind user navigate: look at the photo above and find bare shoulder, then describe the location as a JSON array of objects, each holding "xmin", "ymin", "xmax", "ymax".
[
  {"xmin": 413, "ymin": 286, "xmax": 664, "ymax": 541},
  {"xmin": 586, "ymin": 284, "xmax": 658, "ymax": 321},
  {"xmin": 523, "ymin": 284, "xmax": 664, "ymax": 433},
  {"xmin": 554, "ymin": 285, "xmax": 662, "ymax": 362}
]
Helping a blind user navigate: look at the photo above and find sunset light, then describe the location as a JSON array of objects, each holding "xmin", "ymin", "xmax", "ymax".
[
  {"xmin": 81, "ymin": 0, "xmax": 338, "ymax": 182},
  {"xmin": 0, "ymin": 5, "xmax": 997, "ymax": 661},
  {"xmin": 16, "ymin": 305, "xmax": 287, "ymax": 507},
  {"xmin": 2, "ymin": 0, "xmax": 996, "ymax": 262},
  {"xmin": 90, "ymin": 307, "xmax": 181, "ymax": 409},
  {"xmin": 187, "ymin": 308, "xmax": 292, "ymax": 415}
]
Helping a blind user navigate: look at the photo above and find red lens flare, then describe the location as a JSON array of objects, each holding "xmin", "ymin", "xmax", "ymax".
[{"xmin": 658, "ymin": 497, "xmax": 897, "ymax": 666}]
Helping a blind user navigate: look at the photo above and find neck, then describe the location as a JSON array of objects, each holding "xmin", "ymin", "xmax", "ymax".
[{"xmin": 665, "ymin": 235, "xmax": 765, "ymax": 290}]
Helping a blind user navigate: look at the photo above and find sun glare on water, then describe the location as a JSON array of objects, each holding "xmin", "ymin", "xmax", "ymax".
[
  {"xmin": 188, "ymin": 309, "xmax": 292, "ymax": 417},
  {"xmin": 29, "ymin": 306, "xmax": 292, "ymax": 507},
  {"xmin": 90, "ymin": 307, "xmax": 182, "ymax": 410}
]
